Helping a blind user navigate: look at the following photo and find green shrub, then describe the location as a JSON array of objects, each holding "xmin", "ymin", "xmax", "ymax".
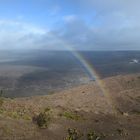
[
  {"xmin": 87, "ymin": 132, "xmax": 101, "ymax": 140},
  {"xmin": 60, "ymin": 111, "xmax": 83, "ymax": 121},
  {"xmin": 65, "ymin": 128, "xmax": 83, "ymax": 140},
  {"xmin": 22, "ymin": 114, "xmax": 32, "ymax": 120},
  {"xmin": 33, "ymin": 112, "xmax": 51, "ymax": 128},
  {"xmin": 0, "ymin": 108, "xmax": 4, "ymax": 114},
  {"xmin": 10, "ymin": 111, "xmax": 20, "ymax": 119},
  {"xmin": 44, "ymin": 107, "xmax": 51, "ymax": 112},
  {"xmin": 65, "ymin": 129, "xmax": 105, "ymax": 140}
]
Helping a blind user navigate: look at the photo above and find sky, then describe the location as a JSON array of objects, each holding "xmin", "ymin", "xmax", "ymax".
[{"xmin": 0, "ymin": 0, "xmax": 140, "ymax": 50}]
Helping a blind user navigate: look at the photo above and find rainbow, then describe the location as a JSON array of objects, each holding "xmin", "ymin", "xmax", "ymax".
[
  {"xmin": 50, "ymin": 33, "xmax": 116, "ymax": 112},
  {"xmin": 51, "ymin": 35, "xmax": 107, "ymax": 94},
  {"xmin": 70, "ymin": 48, "xmax": 109, "ymax": 97}
]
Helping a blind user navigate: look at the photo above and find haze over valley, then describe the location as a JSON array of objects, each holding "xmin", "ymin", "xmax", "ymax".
[{"xmin": 0, "ymin": 50, "xmax": 139, "ymax": 97}]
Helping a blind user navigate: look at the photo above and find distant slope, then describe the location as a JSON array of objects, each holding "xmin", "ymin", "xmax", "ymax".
[{"xmin": 0, "ymin": 73, "xmax": 139, "ymax": 140}]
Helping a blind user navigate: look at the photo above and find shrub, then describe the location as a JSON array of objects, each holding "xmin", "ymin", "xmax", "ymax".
[
  {"xmin": 44, "ymin": 107, "xmax": 51, "ymax": 112},
  {"xmin": 65, "ymin": 128, "xmax": 83, "ymax": 140},
  {"xmin": 10, "ymin": 111, "xmax": 20, "ymax": 119},
  {"xmin": 87, "ymin": 132, "xmax": 101, "ymax": 140},
  {"xmin": 0, "ymin": 108, "xmax": 4, "ymax": 114},
  {"xmin": 65, "ymin": 129, "xmax": 104, "ymax": 140},
  {"xmin": 33, "ymin": 111, "xmax": 51, "ymax": 128}
]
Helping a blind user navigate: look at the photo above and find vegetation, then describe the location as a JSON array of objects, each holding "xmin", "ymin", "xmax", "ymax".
[
  {"xmin": 33, "ymin": 108, "xmax": 51, "ymax": 128},
  {"xmin": 0, "ymin": 109, "xmax": 32, "ymax": 120},
  {"xmin": 130, "ymin": 109, "xmax": 140, "ymax": 115},
  {"xmin": 65, "ymin": 129, "xmax": 103, "ymax": 140},
  {"xmin": 59, "ymin": 111, "xmax": 84, "ymax": 121},
  {"xmin": 65, "ymin": 128, "xmax": 83, "ymax": 140},
  {"xmin": 116, "ymin": 128, "xmax": 124, "ymax": 136},
  {"xmin": 116, "ymin": 128, "xmax": 128, "ymax": 136},
  {"xmin": 44, "ymin": 107, "xmax": 51, "ymax": 112},
  {"xmin": 87, "ymin": 132, "xmax": 101, "ymax": 140},
  {"xmin": 0, "ymin": 103, "xmax": 32, "ymax": 120}
]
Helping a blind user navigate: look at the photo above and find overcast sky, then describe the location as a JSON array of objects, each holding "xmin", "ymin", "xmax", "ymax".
[{"xmin": 0, "ymin": 0, "xmax": 140, "ymax": 50}]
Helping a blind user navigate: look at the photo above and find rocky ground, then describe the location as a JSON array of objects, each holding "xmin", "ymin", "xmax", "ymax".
[{"xmin": 0, "ymin": 73, "xmax": 139, "ymax": 140}]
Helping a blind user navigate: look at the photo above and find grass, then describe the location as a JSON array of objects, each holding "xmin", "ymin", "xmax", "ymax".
[
  {"xmin": 1, "ymin": 126, "xmax": 13, "ymax": 136},
  {"xmin": 0, "ymin": 107, "xmax": 32, "ymax": 120},
  {"xmin": 22, "ymin": 114, "xmax": 32, "ymax": 120},
  {"xmin": 6, "ymin": 111, "xmax": 32, "ymax": 120},
  {"xmin": 59, "ymin": 111, "xmax": 84, "ymax": 121},
  {"xmin": 10, "ymin": 111, "xmax": 20, "ymax": 119},
  {"xmin": 65, "ymin": 129, "xmax": 105, "ymax": 140},
  {"xmin": 0, "ymin": 108, "xmax": 5, "ymax": 114}
]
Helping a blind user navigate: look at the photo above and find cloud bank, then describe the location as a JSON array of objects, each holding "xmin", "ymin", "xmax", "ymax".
[{"xmin": 0, "ymin": 0, "xmax": 140, "ymax": 50}]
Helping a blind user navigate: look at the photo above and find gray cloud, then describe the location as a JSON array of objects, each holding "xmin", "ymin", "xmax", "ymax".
[
  {"xmin": 54, "ymin": 0, "xmax": 140, "ymax": 50},
  {"xmin": 0, "ymin": 0, "xmax": 140, "ymax": 50},
  {"xmin": 40, "ymin": 0, "xmax": 140, "ymax": 50}
]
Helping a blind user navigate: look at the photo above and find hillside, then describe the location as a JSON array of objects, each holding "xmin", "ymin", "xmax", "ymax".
[{"xmin": 0, "ymin": 73, "xmax": 139, "ymax": 140}]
